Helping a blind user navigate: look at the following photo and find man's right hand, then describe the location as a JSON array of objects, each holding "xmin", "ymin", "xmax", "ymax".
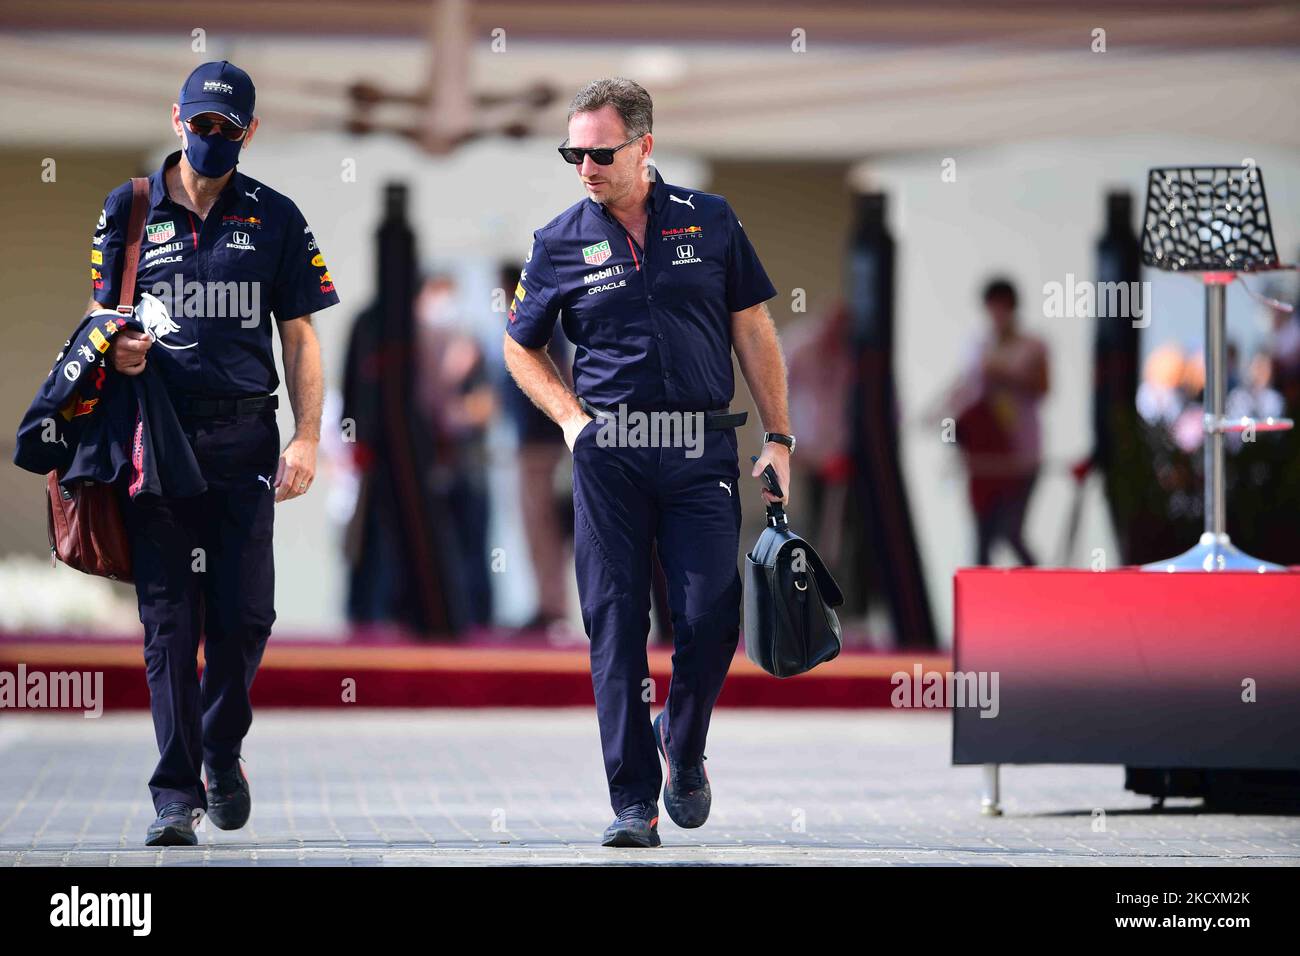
[
  {"xmin": 109, "ymin": 329, "xmax": 153, "ymax": 376},
  {"xmin": 562, "ymin": 412, "xmax": 594, "ymax": 452}
]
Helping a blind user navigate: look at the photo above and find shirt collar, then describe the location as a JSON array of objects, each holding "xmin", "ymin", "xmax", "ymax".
[
  {"xmin": 148, "ymin": 152, "xmax": 177, "ymax": 206},
  {"xmin": 648, "ymin": 164, "xmax": 671, "ymax": 214},
  {"xmin": 588, "ymin": 164, "xmax": 671, "ymax": 220},
  {"xmin": 151, "ymin": 150, "xmax": 246, "ymax": 207}
]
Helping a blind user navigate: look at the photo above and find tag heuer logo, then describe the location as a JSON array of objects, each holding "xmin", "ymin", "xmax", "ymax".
[
  {"xmin": 146, "ymin": 221, "xmax": 176, "ymax": 244},
  {"xmin": 582, "ymin": 240, "xmax": 612, "ymax": 266}
]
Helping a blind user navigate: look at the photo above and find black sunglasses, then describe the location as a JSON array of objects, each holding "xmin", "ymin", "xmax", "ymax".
[
  {"xmin": 186, "ymin": 116, "xmax": 249, "ymax": 142},
  {"xmin": 558, "ymin": 134, "xmax": 642, "ymax": 166}
]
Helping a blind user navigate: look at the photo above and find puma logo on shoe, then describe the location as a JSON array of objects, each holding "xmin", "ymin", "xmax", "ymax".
[{"xmin": 669, "ymin": 194, "xmax": 695, "ymax": 210}]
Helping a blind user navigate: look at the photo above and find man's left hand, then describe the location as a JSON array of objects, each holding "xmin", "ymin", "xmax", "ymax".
[
  {"xmin": 750, "ymin": 442, "xmax": 791, "ymax": 506},
  {"xmin": 275, "ymin": 436, "xmax": 318, "ymax": 503}
]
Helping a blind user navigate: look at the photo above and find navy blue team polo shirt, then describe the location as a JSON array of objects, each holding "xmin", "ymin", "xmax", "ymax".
[
  {"xmin": 507, "ymin": 166, "xmax": 776, "ymax": 412},
  {"xmin": 92, "ymin": 150, "xmax": 339, "ymax": 398}
]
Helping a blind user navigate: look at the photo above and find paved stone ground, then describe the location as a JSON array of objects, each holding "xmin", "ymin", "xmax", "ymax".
[{"xmin": 1, "ymin": 709, "xmax": 1297, "ymax": 866}]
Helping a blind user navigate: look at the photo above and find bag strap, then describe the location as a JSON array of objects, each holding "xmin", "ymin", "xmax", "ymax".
[{"xmin": 117, "ymin": 177, "xmax": 150, "ymax": 314}]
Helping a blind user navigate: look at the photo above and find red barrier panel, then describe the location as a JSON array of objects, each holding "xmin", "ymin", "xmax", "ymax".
[{"xmin": 952, "ymin": 567, "xmax": 1300, "ymax": 767}]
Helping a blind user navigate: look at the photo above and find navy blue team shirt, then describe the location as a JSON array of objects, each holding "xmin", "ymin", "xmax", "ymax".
[
  {"xmin": 93, "ymin": 150, "xmax": 339, "ymax": 398},
  {"xmin": 507, "ymin": 166, "xmax": 776, "ymax": 412}
]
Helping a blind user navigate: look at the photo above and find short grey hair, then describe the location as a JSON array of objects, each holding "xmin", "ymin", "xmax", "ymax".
[{"xmin": 567, "ymin": 78, "xmax": 653, "ymax": 138}]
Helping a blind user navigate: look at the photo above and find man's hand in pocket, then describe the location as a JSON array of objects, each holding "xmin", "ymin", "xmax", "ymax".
[{"xmin": 562, "ymin": 413, "xmax": 594, "ymax": 452}]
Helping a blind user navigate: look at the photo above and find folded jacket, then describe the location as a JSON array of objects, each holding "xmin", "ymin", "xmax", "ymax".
[{"xmin": 13, "ymin": 308, "xmax": 206, "ymax": 499}]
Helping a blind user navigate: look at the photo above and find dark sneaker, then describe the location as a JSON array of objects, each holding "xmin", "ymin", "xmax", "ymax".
[
  {"xmin": 205, "ymin": 761, "xmax": 251, "ymax": 831},
  {"xmin": 601, "ymin": 801, "xmax": 662, "ymax": 848},
  {"xmin": 654, "ymin": 711, "xmax": 711, "ymax": 828},
  {"xmin": 145, "ymin": 802, "xmax": 200, "ymax": 847}
]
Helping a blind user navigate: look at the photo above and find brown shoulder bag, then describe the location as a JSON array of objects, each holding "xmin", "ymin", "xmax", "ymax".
[{"xmin": 46, "ymin": 176, "xmax": 150, "ymax": 582}]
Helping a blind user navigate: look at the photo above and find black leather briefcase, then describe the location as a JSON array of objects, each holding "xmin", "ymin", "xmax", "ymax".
[{"xmin": 743, "ymin": 462, "xmax": 845, "ymax": 678}]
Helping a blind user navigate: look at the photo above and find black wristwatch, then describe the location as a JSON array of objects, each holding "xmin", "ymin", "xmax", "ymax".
[{"xmin": 763, "ymin": 432, "xmax": 796, "ymax": 454}]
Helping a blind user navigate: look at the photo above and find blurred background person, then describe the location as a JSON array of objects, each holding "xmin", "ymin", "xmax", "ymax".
[
  {"xmin": 1266, "ymin": 288, "xmax": 1300, "ymax": 413},
  {"xmin": 1137, "ymin": 341, "xmax": 1189, "ymax": 429},
  {"xmin": 948, "ymin": 277, "xmax": 1050, "ymax": 566},
  {"xmin": 1226, "ymin": 340, "xmax": 1242, "ymax": 395},
  {"xmin": 415, "ymin": 273, "xmax": 497, "ymax": 631},
  {"xmin": 1227, "ymin": 349, "xmax": 1286, "ymax": 440},
  {"xmin": 785, "ymin": 299, "xmax": 868, "ymax": 627},
  {"xmin": 498, "ymin": 261, "xmax": 577, "ymax": 636},
  {"xmin": 339, "ymin": 270, "xmax": 497, "ymax": 636},
  {"xmin": 1172, "ymin": 348, "xmax": 1207, "ymax": 454}
]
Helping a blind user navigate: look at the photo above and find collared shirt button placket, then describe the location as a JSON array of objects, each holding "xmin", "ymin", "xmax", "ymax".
[
  {"xmin": 190, "ymin": 204, "xmax": 210, "ymax": 388},
  {"xmin": 644, "ymin": 243, "xmax": 675, "ymax": 396}
]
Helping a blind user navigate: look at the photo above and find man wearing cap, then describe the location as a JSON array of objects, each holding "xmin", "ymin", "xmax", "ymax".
[
  {"xmin": 93, "ymin": 61, "xmax": 340, "ymax": 845},
  {"xmin": 503, "ymin": 78, "xmax": 794, "ymax": 847}
]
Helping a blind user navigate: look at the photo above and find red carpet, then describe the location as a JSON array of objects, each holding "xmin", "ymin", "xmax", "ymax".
[{"xmin": 0, "ymin": 632, "xmax": 948, "ymax": 711}]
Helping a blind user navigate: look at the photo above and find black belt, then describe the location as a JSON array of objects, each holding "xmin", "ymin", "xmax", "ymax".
[
  {"xmin": 578, "ymin": 397, "xmax": 747, "ymax": 431},
  {"xmin": 178, "ymin": 394, "xmax": 278, "ymax": 418}
]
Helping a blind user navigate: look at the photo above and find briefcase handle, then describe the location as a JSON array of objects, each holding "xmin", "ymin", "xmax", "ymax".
[{"xmin": 750, "ymin": 455, "xmax": 788, "ymax": 530}]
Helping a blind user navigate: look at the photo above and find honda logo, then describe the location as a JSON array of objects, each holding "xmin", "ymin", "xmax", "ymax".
[
  {"xmin": 233, "ymin": 231, "xmax": 251, "ymax": 246},
  {"xmin": 676, "ymin": 244, "xmax": 694, "ymax": 259}
]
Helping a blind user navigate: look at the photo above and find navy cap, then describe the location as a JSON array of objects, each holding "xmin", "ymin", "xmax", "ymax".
[{"xmin": 179, "ymin": 60, "xmax": 255, "ymax": 129}]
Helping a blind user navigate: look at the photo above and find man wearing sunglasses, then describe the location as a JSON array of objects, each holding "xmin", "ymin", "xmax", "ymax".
[
  {"xmin": 91, "ymin": 60, "xmax": 340, "ymax": 846},
  {"xmin": 504, "ymin": 78, "xmax": 794, "ymax": 848}
]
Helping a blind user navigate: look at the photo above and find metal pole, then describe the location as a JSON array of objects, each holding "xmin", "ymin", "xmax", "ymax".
[
  {"xmin": 980, "ymin": 763, "xmax": 1002, "ymax": 816},
  {"xmin": 1204, "ymin": 282, "xmax": 1227, "ymax": 538}
]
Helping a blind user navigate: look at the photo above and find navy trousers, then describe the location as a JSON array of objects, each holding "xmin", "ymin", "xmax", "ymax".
[
  {"xmin": 571, "ymin": 421, "xmax": 743, "ymax": 813},
  {"xmin": 120, "ymin": 406, "xmax": 279, "ymax": 813}
]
